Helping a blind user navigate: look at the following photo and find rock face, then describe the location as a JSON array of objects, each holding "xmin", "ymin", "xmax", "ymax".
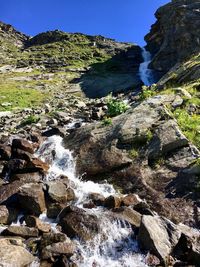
[
  {"xmin": 145, "ymin": 0, "xmax": 200, "ymax": 78},
  {"xmin": 64, "ymin": 95, "xmax": 200, "ymax": 226}
]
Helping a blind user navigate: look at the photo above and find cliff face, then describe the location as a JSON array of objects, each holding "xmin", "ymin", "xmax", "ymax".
[{"xmin": 145, "ymin": 0, "xmax": 200, "ymax": 79}]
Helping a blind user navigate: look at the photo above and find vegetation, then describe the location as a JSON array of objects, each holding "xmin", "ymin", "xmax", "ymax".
[
  {"xmin": 0, "ymin": 83, "xmax": 47, "ymax": 111},
  {"xmin": 101, "ymin": 117, "xmax": 112, "ymax": 126},
  {"xmin": 129, "ymin": 148, "xmax": 139, "ymax": 159},
  {"xmin": 20, "ymin": 115, "xmax": 40, "ymax": 126},
  {"xmin": 106, "ymin": 95, "xmax": 129, "ymax": 117},
  {"xmin": 139, "ymin": 85, "xmax": 157, "ymax": 100}
]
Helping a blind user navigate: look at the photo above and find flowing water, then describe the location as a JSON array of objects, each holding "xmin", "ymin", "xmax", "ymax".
[
  {"xmin": 139, "ymin": 48, "xmax": 154, "ymax": 86},
  {"xmin": 36, "ymin": 135, "xmax": 148, "ymax": 267}
]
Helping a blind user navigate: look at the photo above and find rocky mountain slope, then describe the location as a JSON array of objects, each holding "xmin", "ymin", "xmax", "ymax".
[
  {"xmin": 0, "ymin": 21, "xmax": 142, "ymax": 104},
  {"xmin": 0, "ymin": 0, "xmax": 200, "ymax": 266},
  {"xmin": 146, "ymin": 0, "xmax": 200, "ymax": 79}
]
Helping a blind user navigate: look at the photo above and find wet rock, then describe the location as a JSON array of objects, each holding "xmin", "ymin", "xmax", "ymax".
[
  {"xmin": 112, "ymin": 206, "xmax": 141, "ymax": 228},
  {"xmin": 138, "ymin": 215, "xmax": 181, "ymax": 264},
  {"xmin": 46, "ymin": 202, "xmax": 65, "ymax": 219},
  {"xmin": 0, "ymin": 239, "xmax": 35, "ymax": 267},
  {"xmin": 25, "ymin": 158, "xmax": 49, "ymax": 173},
  {"xmin": 2, "ymin": 225, "xmax": 39, "ymax": 238},
  {"xmin": 59, "ymin": 206, "xmax": 100, "ymax": 241},
  {"xmin": 40, "ymin": 232, "xmax": 67, "ymax": 249},
  {"xmin": 46, "ymin": 181, "xmax": 75, "ymax": 203},
  {"xmin": 121, "ymin": 194, "xmax": 142, "ymax": 207},
  {"xmin": 88, "ymin": 192, "xmax": 105, "ymax": 206},
  {"xmin": 17, "ymin": 183, "xmax": 46, "ymax": 216},
  {"xmin": 41, "ymin": 240, "xmax": 76, "ymax": 260},
  {"xmin": 12, "ymin": 138, "xmax": 35, "ymax": 154},
  {"xmin": 25, "ymin": 215, "xmax": 51, "ymax": 233},
  {"xmin": 104, "ymin": 195, "xmax": 121, "ymax": 209},
  {"xmin": 145, "ymin": 253, "xmax": 160, "ymax": 266}
]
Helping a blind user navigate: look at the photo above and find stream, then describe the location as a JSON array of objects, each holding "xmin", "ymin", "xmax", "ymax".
[{"xmin": 35, "ymin": 135, "xmax": 148, "ymax": 267}]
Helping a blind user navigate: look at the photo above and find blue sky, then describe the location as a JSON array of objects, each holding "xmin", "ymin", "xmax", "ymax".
[{"xmin": 1, "ymin": 0, "xmax": 169, "ymax": 45}]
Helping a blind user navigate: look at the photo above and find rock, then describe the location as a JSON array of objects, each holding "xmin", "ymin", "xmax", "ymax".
[
  {"xmin": 58, "ymin": 206, "xmax": 100, "ymax": 241},
  {"xmin": 41, "ymin": 240, "xmax": 76, "ymax": 260},
  {"xmin": 171, "ymin": 95, "xmax": 184, "ymax": 109},
  {"xmin": 145, "ymin": 253, "xmax": 161, "ymax": 266},
  {"xmin": 12, "ymin": 138, "xmax": 35, "ymax": 154},
  {"xmin": 0, "ymin": 180, "xmax": 23, "ymax": 204},
  {"xmin": 0, "ymin": 145, "xmax": 11, "ymax": 160},
  {"xmin": 46, "ymin": 181, "xmax": 75, "ymax": 203},
  {"xmin": 88, "ymin": 193, "xmax": 105, "ymax": 206},
  {"xmin": 148, "ymin": 120, "xmax": 189, "ymax": 160},
  {"xmin": 10, "ymin": 172, "xmax": 43, "ymax": 183},
  {"xmin": 112, "ymin": 207, "xmax": 141, "ymax": 228},
  {"xmin": 40, "ymin": 232, "xmax": 67, "ymax": 248},
  {"xmin": 25, "ymin": 158, "xmax": 50, "ymax": 173},
  {"xmin": 138, "ymin": 215, "xmax": 181, "ymax": 264},
  {"xmin": 46, "ymin": 202, "xmax": 65, "ymax": 219},
  {"xmin": 25, "ymin": 215, "xmax": 51, "ymax": 233},
  {"xmin": 145, "ymin": 0, "xmax": 200, "ymax": 77},
  {"xmin": 104, "ymin": 195, "xmax": 121, "ymax": 209},
  {"xmin": 17, "ymin": 183, "xmax": 46, "ymax": 216},
  {"xmin": 2, "ymin": 225, "xmax": 39, "ymax": 238},
  {"xmin": 121, "ymin": 194, "xmax": 142, "ymax": 207},
  {"xmin": 0, "ymin": 205, "xmax": 18, "ymax": 224},
  {"xmin": 0, "ymin": 239, "xmax": 35, "ymax": 267}
]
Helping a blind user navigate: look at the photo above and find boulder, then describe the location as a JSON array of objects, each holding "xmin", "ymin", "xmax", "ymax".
[
  {"xmin": 25, "ymin": 215, "xmax": 51, "ymax": 233},
  {"xmin": 0, "ymin": 144, "xmax": 11, "ymax": 160},
  {"xmin": 58, "ymin": 206, "xmax": 100, "ymax": 241},
  {"xmin": 0, "ymin": 180, "xmax": 23, "ymax": 204},
  {"xmin": 112, "ymin": 207, "xmax": 141, "ymax": 228},
  {"xmin": 138, "ymin": 215, "xmax": 181, "ymax": 264},
  {"xmin": 46, "ymin": 181, "xmax": 75, "ymax": 203},
  {"xmin": 0, "ymin": 239, "xmax": 35, "ymax": 267},
  {"xmin": 104, "ymin": 195, "xmax": 121, "ymax": 209},
  {"xmin": 148, "ymin": 120, "xmax": 189, "ymax": 160},
  {"xmin": 10, "ymin": 172, "xmax": 43, "ymax": 183},
  {"xmin": 121, "ymin": 194, "xmax": 142, "ymax": 207},
  {"xmin": 0, "ymin": 205, "xmax": 18, "ymax": 224},
  {"xmin": 41, "ymin": 240, "xmax": 76, "ymax": 260},
  {"xmin": 2, "ymin": 225, "xmax": 39, "ymax": 238},
  {"xmin": 17, "ymin": 183, "xmax": 46, "ymax": 216},
  {"xmin": 12, "ymin": 138, "xmax": 35, "ymax": 154}
]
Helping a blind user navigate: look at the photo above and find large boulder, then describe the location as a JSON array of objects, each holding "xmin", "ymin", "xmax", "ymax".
[
  {"xmin": 0, "ymin": 239, "xmax": 35, "ymax": 267},
  {"xmin": 2, "ymin": 225, "xmax": 39, "ymax": 238},
  {"xmin": 17, "ymin": 183, "xmax": 46, "ymax": 216},
  {"xmin": 58, "ymin": 206, "xmax": 100, "ymax": 241},
  {"xmin": 138, "ymin": 215, "xmax": 181, "ymax": 264}
]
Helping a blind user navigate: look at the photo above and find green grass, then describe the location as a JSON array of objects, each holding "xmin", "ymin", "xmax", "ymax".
[
  {"xmin": 0, "ymin": 83, "xmax": 47, "ymax": 111},
  {"xmin": 101, "ymin": 117, "xmax": 112, "ymax": 126},
  {"xmin": 173, "ymin": 109, "xmax": 200, "ymax": 149}
]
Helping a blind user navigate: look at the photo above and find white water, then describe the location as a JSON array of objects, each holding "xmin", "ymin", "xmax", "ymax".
[
  {"xmin": 36, "ymin": 135, "xmax": 147, "ymax": 267},
  {"xmin": 139, "ymin": 47, "xmax": 154, "ymax": 86}
]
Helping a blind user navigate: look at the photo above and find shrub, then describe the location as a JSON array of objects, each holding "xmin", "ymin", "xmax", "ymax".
[
  {"xmin": 139, "ymin": 85, "xmax": 157, "ymax": 100},
  {"xmin": 106, "ymin": 95, "xmax": 129, "ymax": 117},
  {"xmin": 20, "ymin": 115, "xmax": 40, "ymax": 126},
  {"xmin": 102, "ymin": 117, "xmax": 112, "ymax": 126}
]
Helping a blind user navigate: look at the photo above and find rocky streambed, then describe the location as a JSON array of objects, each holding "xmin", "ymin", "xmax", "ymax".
[{"xmin": 0, "ymin": 91, "xmax": 200, "ymax": 266}]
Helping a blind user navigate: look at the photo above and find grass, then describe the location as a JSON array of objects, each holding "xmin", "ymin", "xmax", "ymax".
[
  {"xmin": 173, "ymin": 109, "xmax": 200, "ymax": 149},
  {"xmin": 101, "ymin": 117, "xmax": 112, "ymax": 126},
  {"xmin": 0, "ymin": 83, "xmax": 47, "ymax": 111}
]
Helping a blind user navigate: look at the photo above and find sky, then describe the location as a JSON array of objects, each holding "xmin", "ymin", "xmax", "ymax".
[{"xmin": 1, "ymin": 0, "xmax": 169, "ymax": 46}]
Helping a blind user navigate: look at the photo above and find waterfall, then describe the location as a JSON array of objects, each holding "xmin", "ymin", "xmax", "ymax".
[
  {"xmin": 139, "ymin": 47, "xmax": 154, "ymax": 86},
  {"xmin": 36, "ymin": 135, "xmax": 148, "ymax": 267}
]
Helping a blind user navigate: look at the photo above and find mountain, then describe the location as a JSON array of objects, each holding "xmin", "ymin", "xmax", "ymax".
[{"xmin": 0, "ymin": 21, "xmax": 142, "ymax": 102}]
